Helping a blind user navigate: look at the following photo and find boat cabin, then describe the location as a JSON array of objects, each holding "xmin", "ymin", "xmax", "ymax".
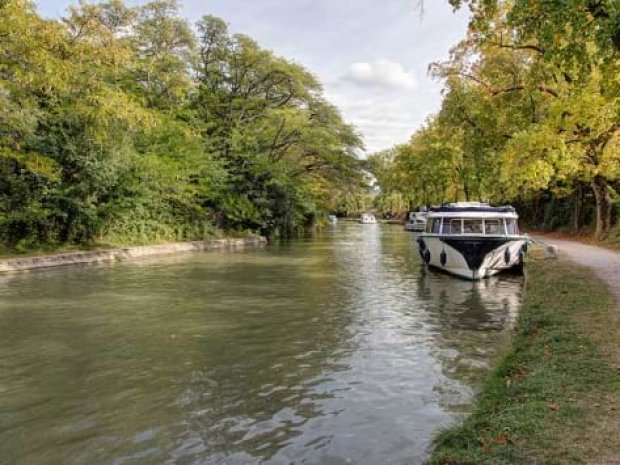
[{"xmin": 425, "ymin": 215, "xmax": 520, "ymax": 236}]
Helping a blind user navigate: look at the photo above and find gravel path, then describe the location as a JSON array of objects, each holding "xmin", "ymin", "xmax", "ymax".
[{"xmin": 539, "ymin": 237, "xmax": 620, "ymax": 305}]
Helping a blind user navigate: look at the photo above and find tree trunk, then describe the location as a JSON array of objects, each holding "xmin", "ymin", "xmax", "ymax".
[
  {"xmin": 571, "ymin": 184, "xmax": 583, "ymax": 234},
  {"xmin": 591, "ymin": 174, "xmax": 612, "ymax": 238},
  {"xmin": 463, "ymin": 182, "xmax": 470, "ymax": 202}
]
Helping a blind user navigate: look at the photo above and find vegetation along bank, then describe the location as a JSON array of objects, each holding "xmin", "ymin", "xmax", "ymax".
[{"xmin": 0, "ymin": 0, "xmax": 367, "ymax": 254}]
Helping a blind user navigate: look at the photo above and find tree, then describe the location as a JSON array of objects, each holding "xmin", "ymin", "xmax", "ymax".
[
  {"xmin": 193, "ymin": 15, "xmax": 362, "ymax": 234},
  {"xmin": 0, "ymin": 1, "xmax": 364, "ymax": 248},
  {"xmin": 435, "ymin": 3, "xmax": 619, "ymax": 236},
  {"xmin": 131, "ymin": 0, "xmax": 196, "ymax": 109},
  {"xmin": 447, "ymin": 0, "xmax": 620, "ymax": 59}
]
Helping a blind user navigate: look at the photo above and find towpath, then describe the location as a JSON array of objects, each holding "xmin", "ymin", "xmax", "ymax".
[{"xmin": 539, "ymin": 237, "xmax": 620, "ymax": 305}]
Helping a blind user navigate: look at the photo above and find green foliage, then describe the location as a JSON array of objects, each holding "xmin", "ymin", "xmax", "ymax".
[
  {"xmin": 0, "ymin": 0, "xmax": 364, "ymax": 249},
  {"xmin": 372, "ymin": 0, "xmax": 619, "ymax": 236},
  {"xmin": 191, "ymin": 15, "xmax": 363, "ymax": 234}
]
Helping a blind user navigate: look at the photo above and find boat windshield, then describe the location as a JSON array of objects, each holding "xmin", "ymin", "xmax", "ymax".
[
  {"xmin": 463, "ymin": 219, "xmax": 483, "ymax": 234},
  {"xmin": 484, "ymin": 219, "xmax": 502, "ymax": 235},
  {"xmin": 429, "ymin": 217, "xmax": 520, "ymax": 235},
  {"xmin": 443, "ymin": 218, "xmax": 463, "ymax": 234},
  {"xmin": 505, "ymin": 218, "xmax": 519, "ymax": 235}
]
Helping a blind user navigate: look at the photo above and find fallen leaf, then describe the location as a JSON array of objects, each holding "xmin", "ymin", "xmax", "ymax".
[{"xmin": 494, "ymin": 433, "xmax": 513, "ymax": 444}]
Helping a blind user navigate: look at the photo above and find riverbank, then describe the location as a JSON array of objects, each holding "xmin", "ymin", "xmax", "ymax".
[
  {"xmin": 0, "ymin": 236, "xmax": 267, "ymax": 273},
  {"xmin": 427, "ymin": 257, "xmax": 620, "ymax": 465},
  {"xmin": 528, "ymin": 230, "xmax": 620, "ymax": 252}
]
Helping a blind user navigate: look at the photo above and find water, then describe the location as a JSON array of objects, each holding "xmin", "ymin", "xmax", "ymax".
[{"xmin": 0, "ymin": 224, "xmax": 523, "ymax": 465}]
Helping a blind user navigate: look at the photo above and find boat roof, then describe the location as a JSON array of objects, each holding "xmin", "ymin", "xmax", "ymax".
[
  {"xmin": 427, "ymin": 202, "xmax": 518, "ymax": 219},
  {"xmin": 429, "ymin": 202, "xmax": 516, "ymax": 213}
]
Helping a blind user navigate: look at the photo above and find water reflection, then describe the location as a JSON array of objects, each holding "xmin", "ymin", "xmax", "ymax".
[
  {"xmin": 0, "ymin": 224, "xmax": 523, "ymax": 465},
  {"xmin": 420, "ymin": 270, "xmax": 522, "ymax": 331},
  {"xmin": 420, "ymin": 270, "xmax": 523, "ymax": 405}
]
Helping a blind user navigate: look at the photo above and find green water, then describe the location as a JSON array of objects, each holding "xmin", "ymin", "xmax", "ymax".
[{"xmin": 0, "ymin": 224, "xmax": 523, "ymax": 465}]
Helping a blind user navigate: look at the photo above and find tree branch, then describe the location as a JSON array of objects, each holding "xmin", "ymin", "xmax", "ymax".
[
  {"xmin": 491, "ymin": 85, "xmax": 558, "ymax": 98},
  {"xmin": 485, "ymin": 39, "xmax": 546, "ymax": 55}
]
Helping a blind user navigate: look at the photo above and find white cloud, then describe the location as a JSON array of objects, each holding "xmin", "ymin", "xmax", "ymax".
[
  {"xmin": 325, "ymin": 80, "xmax": 444, "ymax": 154},
  {"xmin": 341, "ymin": 59, "xmax": 418, "ymax": 90}
]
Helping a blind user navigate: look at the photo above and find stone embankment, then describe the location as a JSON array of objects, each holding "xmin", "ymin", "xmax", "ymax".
[{"xmin": 0, "ymin": 237, "xmax": 267, "ymax": 273}]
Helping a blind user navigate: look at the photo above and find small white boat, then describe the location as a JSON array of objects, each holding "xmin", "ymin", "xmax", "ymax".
[
  {"xmin": 404, "ymin": 210, "xmax": 428, "ymax": 232},
  {"xmin": 359, "ymin": 213, "xmax": 377, "ymax": 224},
  {"xmin": 328, "ymin": 214, "xmax": 338, "ymax": 223},
  {"xmin": 416, "ymin": 202, "xmax": 528, "ymax": 280}
]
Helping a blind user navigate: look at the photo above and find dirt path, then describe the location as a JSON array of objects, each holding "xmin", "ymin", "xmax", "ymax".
[{"xmin": 538, "ymin": 237, "xmax": 620, "ymax": 304}]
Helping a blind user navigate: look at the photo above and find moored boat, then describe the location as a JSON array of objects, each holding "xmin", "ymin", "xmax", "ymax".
[
  {"xmin": 359, "ymin": 213, "xmax": 377, "ymax": 224},
  {"xmin": 404, "ymin": 210, "xmax": 428, "ymax": 232},
  {"xmin": 328, "ymin": 214, "xmax": 338, "ymax": 223},
  {"xmin": 416, "ymin": 202, "xmax": 528, "ymax": 280}
]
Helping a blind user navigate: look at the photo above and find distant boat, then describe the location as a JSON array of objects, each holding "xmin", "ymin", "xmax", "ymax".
[
  {"xmin": 404, "ymin": 210, "xmax": 428, "ymax": 232},
  {"xmin": 416, "ymin": 202, "xmax": 528, "ymax": 280},
  {"xmin": 328, "ymin": 214, "xmax": 338, "ymax": 223},
  {"xmin": 359, "ymin": 213, "xmax": 377, "ymax": 224}
]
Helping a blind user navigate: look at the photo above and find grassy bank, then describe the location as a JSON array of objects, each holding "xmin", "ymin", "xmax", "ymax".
[{"xmin": 427, "ymin": 259, "xmax": 620, "ymax": 465}]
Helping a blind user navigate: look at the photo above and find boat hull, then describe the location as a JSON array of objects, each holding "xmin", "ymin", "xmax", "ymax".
[{"xmin": 417, "ymin": 235, "xmax": 527, "ymax": 280}]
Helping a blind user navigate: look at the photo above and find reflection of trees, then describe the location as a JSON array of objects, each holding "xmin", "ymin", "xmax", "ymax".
[{"xmin": 358, "ymin": 225, "xmax": 524, "ymax": 412}]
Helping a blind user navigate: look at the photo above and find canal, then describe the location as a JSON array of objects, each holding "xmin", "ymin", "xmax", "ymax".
[{"xmin": 0, "ymin": 224, "xmax": 523, "ymax": 465}]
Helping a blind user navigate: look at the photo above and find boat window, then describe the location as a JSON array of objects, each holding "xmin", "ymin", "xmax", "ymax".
[
  {"xmin": 505, "ymin": 219, "xmax": 519, "ymax": 235},
  {"xmin": 426, "ymin": 219, "xmax": 441, "ymax": 233},
  {"xmin": 463, "ymin": 219, "xmax": 483, "ymax": 234},
  {"xmin": 444, "ymin": 218, "xmax": 462, "ymax": 234},
  {"xmin": 484, "ymin": 219, "xmax": 502, "ymax": 235}
]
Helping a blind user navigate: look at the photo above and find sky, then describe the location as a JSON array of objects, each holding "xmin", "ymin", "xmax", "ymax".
[{"xmin": 36, "ymin": 0, "xmax": 470, "ymax": 154}]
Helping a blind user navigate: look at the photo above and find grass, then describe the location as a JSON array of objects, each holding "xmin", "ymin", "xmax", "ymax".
[
  {"xmin": 427, "ymin": 259, "xmax": 620, "ymax": 465},
  {"xmin": 601, "ymin": 228, "xmax": 620, "ymax": 251}
]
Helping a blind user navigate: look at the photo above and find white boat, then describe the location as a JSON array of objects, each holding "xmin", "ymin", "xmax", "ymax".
[
  {"xmin": 328, "ymin": 214, "xmax": 338, "ymax": 223},
  {"xmin": 416, "ymin": 202, "xmax": 528, "ymax": 280},
  {"xmin": 359, "ymin": 213, "xmax": 377, "ymax": 224},
  {"xmin": 404, "ymin": 210, "xmax": 428, "ymax": 232}
]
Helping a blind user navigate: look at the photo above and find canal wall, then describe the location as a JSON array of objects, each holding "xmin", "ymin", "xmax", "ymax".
[{"xmin": 0, "ymin": 237, "xmax": 267, "ymax": 273}]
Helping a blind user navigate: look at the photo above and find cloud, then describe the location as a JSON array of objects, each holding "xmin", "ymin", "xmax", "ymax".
[
  {"xmin": 341, "ymin": 59, "xmax": 418, "ymax": 90},
  {"xmin": 325, "ymin": 81, "xmax": 444, "ymax": 154}
]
